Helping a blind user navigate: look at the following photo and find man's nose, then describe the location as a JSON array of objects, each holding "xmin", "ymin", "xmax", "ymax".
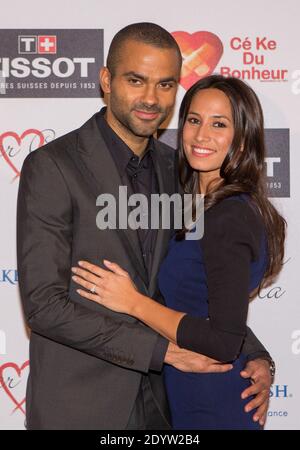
[{"xmin": 141, "ymin": 85, "xmax": 158, "ymax": 106}]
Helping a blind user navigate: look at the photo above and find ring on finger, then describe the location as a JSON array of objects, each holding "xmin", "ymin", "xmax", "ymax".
[{"xmin": 90, "ymin": 284, "xmax": 97, "ymax": 294}]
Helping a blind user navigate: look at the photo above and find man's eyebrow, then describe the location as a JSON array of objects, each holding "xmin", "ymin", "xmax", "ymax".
[
  {"xmin": 122, "ymin": 71, "xmax": 178, "ymax": 83},
  {"xmin": 123, "ymin": 71, "xmax": 147, "ymax": 80},
  {"xmin": 159, "ymin": 76, "xmax": 178, "ymax": 83}
]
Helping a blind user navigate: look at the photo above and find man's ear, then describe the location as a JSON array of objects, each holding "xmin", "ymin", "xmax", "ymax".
[{"xmin": 99, "ymin": 67, "xmax": 111, "ymax": 94}]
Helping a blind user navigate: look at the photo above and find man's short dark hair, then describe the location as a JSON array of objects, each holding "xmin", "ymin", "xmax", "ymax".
[{"xmin": 106, "ymin": 22, "xmax": 182, "ymax": 76}]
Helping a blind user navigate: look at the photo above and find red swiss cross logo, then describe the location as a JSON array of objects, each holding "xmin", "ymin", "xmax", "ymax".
[{"xmin": 38, "ymin": 35, "xmax": 57, "ymax": 54}]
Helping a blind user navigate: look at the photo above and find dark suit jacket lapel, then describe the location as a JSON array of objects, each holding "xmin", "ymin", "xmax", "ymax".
[
  {"xmin": 75, "ymin": 113, "xmax": 148, "ymax": 287},
  {"xmin": 148, "ymin": 141, "xmax": 176, "ymax": 296}
]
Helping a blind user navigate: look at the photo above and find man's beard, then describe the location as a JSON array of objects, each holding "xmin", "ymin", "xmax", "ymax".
[{"xmin": 110, "ymin": 96, "xmax": 169, "ymax": 137}]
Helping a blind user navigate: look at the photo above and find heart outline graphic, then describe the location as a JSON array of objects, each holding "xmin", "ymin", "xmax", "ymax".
[
  {"xmin": 0, "ymin": 129, "xmax": 45, "ymax": 181},
  {"xmin": 0, "ymin": 360, "xmax": 29, "ymax": 415},
  {"xmin": 172, "ymin": 31, "xmax": 223, "ymax": 90}
]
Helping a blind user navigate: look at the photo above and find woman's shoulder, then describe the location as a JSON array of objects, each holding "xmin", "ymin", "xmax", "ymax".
[
  {"xmin": 205, "ymin": 194, "xmax": 262, "ymax": 228},
  {"xmin": 203, "ymin": 194, "xmax": 265, "ymax": 258}
]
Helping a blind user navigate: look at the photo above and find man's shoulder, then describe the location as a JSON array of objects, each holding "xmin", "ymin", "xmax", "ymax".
[
  {"xmin": 153, "ymin": 137, "xmax": 178, "ymax": 163},
  {"xmin": 45, "ymin": 128, "xmax": 77, "ymax": 152},
  {"xmin": 25, "ymin": 113, "xmax": 98, "ymax": 163},
  {"xmin": 154, "ymin": 137, "xmax": 175, "ymax": 153}
]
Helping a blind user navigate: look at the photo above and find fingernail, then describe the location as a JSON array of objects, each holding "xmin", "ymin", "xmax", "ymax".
[
  {"xmin": 71, "ymin": 267, "xmax": 77, "ymax": 273},
  {"xmin": 76, "ymin": 289, "xmax": 81, "ymax": 293},
  {"xmin": 72, "ymin": 275, "xmax": 77, "ymax": 280},
  {"xmin": 104, "ymin": 259, "xmax": 112, "ymax": 264},
  {"xmin": 254, "ymin": 416, "xmax": 259, "ymax": 422},
  {"xmin": 78, "ymin": 261, "xmax": 84, "ymax": 266}
]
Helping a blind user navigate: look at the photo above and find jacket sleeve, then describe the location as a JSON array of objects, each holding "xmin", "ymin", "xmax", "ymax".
[
  {"xmin": 176, "ymin": 199, "xmax": 269, "ymax": 362},
  {"xmin": 242, "ymin": 326, "xmax": 271, "ymax": 361},
  {"xmin": 17, "ymin": 149, "xmax": 163, "ymax": 373}
]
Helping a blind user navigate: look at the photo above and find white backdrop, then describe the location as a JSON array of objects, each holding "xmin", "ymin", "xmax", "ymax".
[{"xmin": 0, "ymin": 0, "xmax": 299, "ymax": 430}]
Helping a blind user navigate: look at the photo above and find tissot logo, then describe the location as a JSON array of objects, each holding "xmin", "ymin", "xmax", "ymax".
[
  {"xmin": 158, "ymin": 128, "xmax": 290, "ymax": 198},
  {"xmin": 18, "ymin": 35, "xmax": 57, "ymax": 54},
  {"xmin": 264, "ymin": 129, "xmax": 290, "ymax": 197},
  {"xmin": 0, "ymin": 29, "xmax": 103, "ymax": 97}
]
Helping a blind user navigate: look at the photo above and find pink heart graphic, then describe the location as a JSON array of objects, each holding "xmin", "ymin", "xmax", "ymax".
[
  {"xmin": 0, "ymin": 361, "xmax": 29, "ymax": 415},
  {"xmin": 172, "ymin": 31, "xmax": 223, "ymax": 90},
  {"xmin": 0, "ymin": 129, "xmax": 45, "ymax": 180}
]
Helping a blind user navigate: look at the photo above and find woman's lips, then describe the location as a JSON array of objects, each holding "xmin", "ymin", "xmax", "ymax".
[{"xmin": 191, "ymin": 147, "xmax": 216, "ymax": 158}]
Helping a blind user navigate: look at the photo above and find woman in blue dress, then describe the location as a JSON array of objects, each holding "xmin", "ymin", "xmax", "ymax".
[{"xmin": 72, "ymin": 75, "xmax": 286, "ymax": 429}]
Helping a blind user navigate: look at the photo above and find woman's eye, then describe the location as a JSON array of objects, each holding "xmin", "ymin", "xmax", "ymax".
[
  {"xmin": 187, "ymin": 117, "xmax": 199, "ymax": 125},
  {"xmin": 213, "ymin": 121, "xmax": 226, "ymax": 128}
]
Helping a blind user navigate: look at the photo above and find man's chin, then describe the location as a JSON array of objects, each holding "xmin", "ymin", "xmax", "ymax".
[
  {"xmin": 131, "ymin": 125, "xmax": 158, "ymax": 138},
  {"xmin": 131, "ymin": 118, "xmax": 165, "ymax": 137}
]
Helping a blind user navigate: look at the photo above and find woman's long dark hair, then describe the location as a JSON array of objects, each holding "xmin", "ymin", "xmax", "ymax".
[{"xmin": 177, "ymin": 74, "xmax": 286, "ymax": 285}]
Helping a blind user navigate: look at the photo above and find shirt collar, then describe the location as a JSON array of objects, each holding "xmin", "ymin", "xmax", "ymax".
[{"xmin": 96, "ymin": 107, "xmax": 154, "ymax": 176}]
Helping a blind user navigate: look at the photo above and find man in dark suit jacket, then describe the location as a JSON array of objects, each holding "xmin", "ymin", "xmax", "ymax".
[{"xmin": 17, "ymin": 23, "xmax": 273, "ymax": 430}]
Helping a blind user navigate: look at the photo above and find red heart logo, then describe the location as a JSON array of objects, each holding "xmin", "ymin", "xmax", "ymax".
[
  {"xmin": 0, "ymin": 361, "xmax": 29, "ymax": 415},
  {"xmin": 172, "ymin": 31, "xmax": 223, "ymax": 90},
  {"xmin": 0, "ymin": 129, "xmax": 45, "ymax": 181}
]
